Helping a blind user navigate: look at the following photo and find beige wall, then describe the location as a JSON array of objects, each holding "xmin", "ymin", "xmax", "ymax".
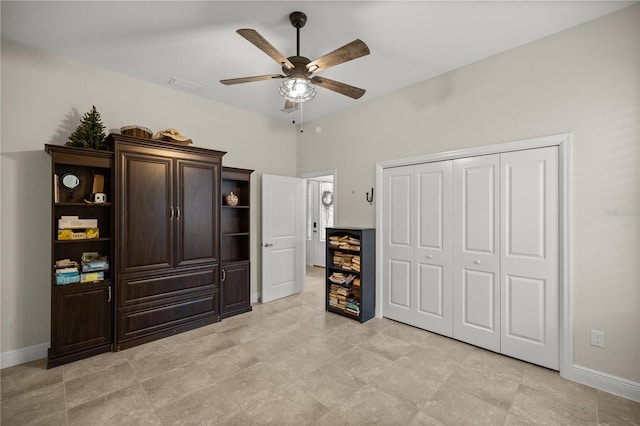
[
  {"xmin": 0, "ymin": 40, "xmax": 297, "ymax": 354},
  {"xmin": 299, "ymin": 6, "xmax": 639, "ymax": 382}
]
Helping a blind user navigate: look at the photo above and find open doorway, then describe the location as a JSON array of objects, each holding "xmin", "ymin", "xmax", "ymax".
[{"xmin": 301, "ymin": 171, "xmax": 336, "ymax": 267}]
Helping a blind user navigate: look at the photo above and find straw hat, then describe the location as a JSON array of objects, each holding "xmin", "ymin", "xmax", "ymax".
[{"xmin": 152, "ymin": 128, "xmax": 192, "ymax": 144}]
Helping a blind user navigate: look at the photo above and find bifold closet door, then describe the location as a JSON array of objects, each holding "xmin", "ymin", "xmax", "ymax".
[
  {"xmin": 382, "ymin": 166, "xmax": 415, "ymax": 324},
  {"xmin": 453, "ymin": 155, "xmax": 501, "ymax": 353},
  {"xmin": 413, "ymin": 162, "xmax": 453, "ymax": 336},
  {"xmin": 500, "ymin": 147, "xmax": 558, "ymax": 369},
  {"xmin": 382, "ymin": 162, "xmax": 453, "ymax": 336}
]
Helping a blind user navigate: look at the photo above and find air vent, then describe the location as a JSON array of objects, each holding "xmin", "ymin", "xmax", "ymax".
[{"xmin": 167, "ymin": 77, "xmax": 203, "ymax": 93}]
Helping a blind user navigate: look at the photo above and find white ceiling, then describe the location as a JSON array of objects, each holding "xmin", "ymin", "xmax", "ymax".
[{"xmin": 1, "ymin": 1, "xmax": 634, "ymax": 122}]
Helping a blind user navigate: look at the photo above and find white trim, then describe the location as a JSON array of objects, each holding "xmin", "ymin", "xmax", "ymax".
[
  {"xmin": 1, "ymin": 342, "xmax": 49, "ymax": 369},
  {"xmin": 559, "ymin": 138, "xmax": 575, "ymax": 382},
  {"xmin": 377, "ymin": 133, "xmax": 569, "ymax": 169},
  {"xmin": 572, "ymin": 365, "xmax": 640, "ymax": 402},
  {"xmin": 250, "ymin": 292, "xmax": 260, "ymax": 304},
  {"xmin": 299, "ymin": 169, "xmax": 338, "ymax": 273},
  {"xmin": 375, "ymin": 133, "xmax": 572, "ymax": 378},
  {"xmin": 299, "ymin": 169, "xmax": 338, "ymax": 226}
]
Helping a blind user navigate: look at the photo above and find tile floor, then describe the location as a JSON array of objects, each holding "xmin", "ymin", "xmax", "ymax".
[{"xmin": 2, "ymin": 266, "xmax": 639, "ymax": 425}]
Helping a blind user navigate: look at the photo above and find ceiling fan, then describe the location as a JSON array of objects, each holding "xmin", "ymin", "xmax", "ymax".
[{"xmin": 220, "ymin": 11, "xmax": 370, "ymax": 108}]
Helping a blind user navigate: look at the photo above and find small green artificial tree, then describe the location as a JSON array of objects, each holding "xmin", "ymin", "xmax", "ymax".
[{"xmin": 66, "ymin": 105, "xmax": 107, "ymax": 150}]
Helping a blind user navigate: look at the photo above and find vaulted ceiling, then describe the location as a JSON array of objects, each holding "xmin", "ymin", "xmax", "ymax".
[{"xmin": 1, "ymin": 1, "xmax": 633, "ymax": 122}]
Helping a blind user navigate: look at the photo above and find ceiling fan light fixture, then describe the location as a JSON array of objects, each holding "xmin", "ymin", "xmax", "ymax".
[{"xmin": 278, "ymin": 76, "xmax": 316, "ymax": 103}]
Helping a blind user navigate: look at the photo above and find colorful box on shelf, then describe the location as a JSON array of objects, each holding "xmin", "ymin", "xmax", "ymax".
[
  {"xmin": 81, "ymin": 271, "xmax": 104, "ymax": 283},
  {"xmin": 58, "ymin": 217, "xmax": 98, "ymax": 229},
  {"xmin": 81, "ymin": 260, "xmax": 109, "ymax": 272},
  {"xmin": 56, "ymin": 272, "xmax": 80, "ymax": 285},
  {"xmin": 81, "ymin": 252, "xmax": 109, "ymax": 272},
  {"xmin": 57, "ymin": 228, "xmax": 99, "ymax": 240}
]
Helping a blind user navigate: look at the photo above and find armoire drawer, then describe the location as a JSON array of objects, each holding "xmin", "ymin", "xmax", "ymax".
[
  {"xmin": 119, "ymin": 267, "xmax": 218, "ymax": 306},
  {"xmin": 117, "ymin": 290, "xmax": 219, "ymax": 345}
]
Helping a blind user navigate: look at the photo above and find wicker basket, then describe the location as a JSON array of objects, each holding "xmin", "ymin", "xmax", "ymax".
[{"xmin": 120, "ymin": 125, "xmax": 152, "ymax": 139}]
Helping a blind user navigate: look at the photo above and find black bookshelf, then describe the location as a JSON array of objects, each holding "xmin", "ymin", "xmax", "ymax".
[{"xmin": 325, "ymin": 227, "xmax": 375, "ymax": 323}]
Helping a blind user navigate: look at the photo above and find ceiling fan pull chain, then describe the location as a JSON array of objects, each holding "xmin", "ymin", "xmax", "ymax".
[{"xmin": 300, "ymin": 103, "xmax": 304, "ymax": 133}]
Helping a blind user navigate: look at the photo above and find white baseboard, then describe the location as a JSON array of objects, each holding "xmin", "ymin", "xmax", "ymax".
[
  {"xmin": 1, "ymin": 342, "xmax": 49, "ymax": 369},
  {"xmin": 250, "ymin": 292, "xmax": 260, "ymax": 304},
  {"xmin": 572, "ymin": 364, "xmax": 640, "ymax": 402}
]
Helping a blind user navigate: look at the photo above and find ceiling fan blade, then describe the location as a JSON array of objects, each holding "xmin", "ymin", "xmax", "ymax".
[
  {"xmin": 220, "ymin": 74, "xmax": 286, "ymax": 85},
  {"xmin": 311, "ymin": 76, "xmax": 366, "ymax": 99},
  {"xmin": 307, "ymin": 39, "xmax": 370, "ymax": 73},
  {"xmin": 237, "ymin": 29, "xmax": 295, "ymax": 70}
]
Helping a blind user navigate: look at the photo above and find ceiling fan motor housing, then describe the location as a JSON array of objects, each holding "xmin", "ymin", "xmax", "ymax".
[
  {"xmin": 289, "ymin": 11, "xmax": 307, "ymax": 29},
  {"xmin": 283, "ymin": 56, "xmax": 311, "ymax": 76}
]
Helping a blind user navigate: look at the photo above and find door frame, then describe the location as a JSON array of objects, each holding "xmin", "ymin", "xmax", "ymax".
[
  {"xmin": 376, "ymin": 133, "xmax": 573, "ymax": 379},
  {"xmin": 299, "ymin": 169, "xmax": 338, "ymax": 267}
]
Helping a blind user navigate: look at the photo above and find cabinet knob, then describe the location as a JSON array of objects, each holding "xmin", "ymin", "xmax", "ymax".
[
  {"xmin": 474, "ymin": 260, "xmax": 482, "ymax": 265},
  {"xmin": 426, "ymin": 254, "xmax": 433, "ymax": 259}
]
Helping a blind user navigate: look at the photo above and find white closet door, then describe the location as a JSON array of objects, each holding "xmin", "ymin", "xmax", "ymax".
[
  {"xmin": 500, "ymin": 147, "xmax": 559, "ymax": 369},
  {"xmin": 382, "ymin": 166, "xmax": 415, "ymax": 324},
  {"xmin": 414, "ymin": 161, "xmax": 453, "ymax": 336},
  {"xmin": 453, "ymin": 155, "xmax": 501, "ymax": 352}
]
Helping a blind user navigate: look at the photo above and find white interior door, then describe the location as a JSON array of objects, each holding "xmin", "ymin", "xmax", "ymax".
[
  {"xmin": 500, "ymin": 147, "xmax": 559, "ymax": 369},
  {"xmin": 382, "ymin": 166, "xmax": 415, "ymax": 324},
  {"xmin": 414, "ymin": 161, "xmax": 454, "ymax": 336},
  {"xmin": 261, "ymin": 174, "xmax": 304, "ymax": 303},
  {"xmin": 453, "ymin": 155, "xmax": 501, "ymax": 352}
]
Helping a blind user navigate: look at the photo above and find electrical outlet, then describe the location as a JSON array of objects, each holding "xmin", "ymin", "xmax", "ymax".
[{"xmin": 591, "ymin": 329, "xmax": 605, "ymax": 348}]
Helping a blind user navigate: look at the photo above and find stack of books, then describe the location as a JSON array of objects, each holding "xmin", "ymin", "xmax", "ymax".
[
  {"xmin": 332, "ymin": 252, "xmax": 352, "ymax": 269},
  {"xmin": 345, "ymin": 299, "xmax": 360, "ymax": 316},
  {"xmin": 55, "ymin": 259, "xmax": 80, "ymax": 285},
  {"xmin": 328, "ymin": 272, "xmax": 356, "ymax": 285},
  {"xmin": 346, "ymin": 236, "xmax": 361, "ymax": 251},
  {"xmin": 329, "ymin": 284, "xmax": 351, "ymax": 311},
  {"xmin": 352, "ymin": 255, "xmax": 361, "ymax": 272},
  {"xmin": 329, "ymin": 234, "xmax": 361, "ymax": 251}
]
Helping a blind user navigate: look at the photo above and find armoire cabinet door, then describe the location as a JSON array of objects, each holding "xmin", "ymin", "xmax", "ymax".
[
  {"xmin": 117, "ymin": 150, "xmax": 174, "ymax": 274},
  {"xmin": 51, "ymin": 283, "xmax": 112, "ymax": 355},
  {"xmin": 221, "ymin": 261, "xmax": 250, "ymax": 316},
  {"xmin": 176, "ymin": 159, "xmax": 219, "ymax": 267}
]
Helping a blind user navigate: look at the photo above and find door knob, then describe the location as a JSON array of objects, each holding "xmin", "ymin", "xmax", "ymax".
[
  {"xmin": 474, "ymin": 260, "xmax": 482, "ymax": 265},
  {"xmin": 264, "ymin": 243, "xmax": 273, "ymax": 247}
]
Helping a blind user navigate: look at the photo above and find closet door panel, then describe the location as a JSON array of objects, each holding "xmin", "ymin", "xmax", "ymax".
[
  {"xmin": 500, "ymin": 147, "xmax": 558, "ymax": 369},
  {"xmin": 382, "ymin": 167, "xmax": 414, "ymax": 324},
  {"xmin": 462, "ymin": 269, "xmax": 497, "ymax": 332},
  {"xmin": 453, "ymin": 155, "xmax": 500, "ymax": 352},
  {"xmin": 414, "ymin": 161, "xmax": 453, "ymax": 336}
]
